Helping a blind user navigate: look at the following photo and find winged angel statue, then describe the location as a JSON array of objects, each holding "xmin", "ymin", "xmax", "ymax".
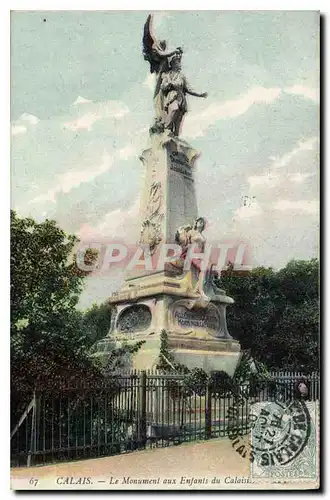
[{"xmin": 143, "ymin": 14, "xmax": 208, "ymax": 137}]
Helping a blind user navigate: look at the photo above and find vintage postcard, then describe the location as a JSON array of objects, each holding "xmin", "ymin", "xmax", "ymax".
[{"xmin": 10, "ymin": 10, "xmax": 320, "ymax": 491}]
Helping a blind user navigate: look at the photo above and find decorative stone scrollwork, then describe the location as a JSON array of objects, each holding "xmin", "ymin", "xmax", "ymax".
[
  {"xmin": 139, "ymin": 181, "xmax": 164, "ymax": 255},
  {"xmin": 116, "ymin": 305, "xmax": 152, "ymax": 333}
]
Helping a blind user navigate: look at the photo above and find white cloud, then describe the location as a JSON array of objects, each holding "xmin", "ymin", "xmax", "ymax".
[
  {"xmin": 284, "ymin": 85, "xmax": 319, "ymax": 103},
  {"xmin": 271, "ymin": 137, "xmax": 318, "ymax": 171},
  {"xmin": 19, "ymin": 113, "xmax": 40, "ymax": 125},
  {"xmin": 118, "ymin": 144, "xmax": 137, "ymax": 160},
  {"xmin": 11, "ymin": 125, "xmax": 27, "ymax": 136},
  {"xmin": 11, "ymin": 112, "xmax": 40, "ymax": 135},
  {"xmin": 30, "ymin": 151, "xmax": 114, "ymax": 204},
  {"xmin": 30, "ymin": 186, "xmax": 58, "ymax": 204},
  {"xmin": 247, "ymin": 158, "xmax": 317, "ymax": 190},
  {"xmin": 184, "ymin": 86, "xmax": 281, "ymax": 138},
  {"xmin": 72, "ymin": 96, "xmax": 92, "ymax": 105},
  {"xmin": 59, "ymin": 153, "xmax": 114, "ymax": 194},
  {"xmin": 101, "ymin": 196, "xmax": 140, "ymax": 239},
  {"xmin": 234, "ymin": 198, "xmax": 263, "ymax": 221},
  {"xmin": 227, "ymin": 136, "xmax": 319, "ymax": 261},
  {"xmin": 143, "ymin": 73, "xmax": 155, "ymax": 92},
  {"xmin": 248, "ymin": 173, "xmax": 280, "ymax": 189},
  {"xmin": 28, "ymin": 136, "xmax": 138, "ymax": 207},
  {"xmin": 64, "ymin": 111, "xmax": 102, "ymax": 131},
  {"xmin": 290, "ymin": 172, "xmax": 315, "ymax": 184},
  {"xmin": 245, "ymin": 137, "xmax": 318, "ymax": 194},
  {"xmin": 77, "ymin": 196, "xmax": 140, "ymax": 241},
  {"xmin": 63, "ymin": 100, "xmax": 129, "ymax": 131},
  {"xmin": 274, "ymin": 200, "xmax": 319, "ymax": 214}
]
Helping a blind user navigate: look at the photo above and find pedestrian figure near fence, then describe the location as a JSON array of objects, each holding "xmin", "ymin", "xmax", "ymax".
[{"xmin": 295, "ymin": 376, "xmax": 309, "ymax": 399}]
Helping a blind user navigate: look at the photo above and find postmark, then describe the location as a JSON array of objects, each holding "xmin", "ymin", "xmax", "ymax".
[{"xmin": 226, "ymin": 388, "xmax": 318, "ymax": 481}]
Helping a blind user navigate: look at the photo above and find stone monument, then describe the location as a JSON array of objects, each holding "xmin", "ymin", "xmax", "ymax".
[{"xmin": 95, "ymin": 15, "xmax": 241, "ymax": 375}]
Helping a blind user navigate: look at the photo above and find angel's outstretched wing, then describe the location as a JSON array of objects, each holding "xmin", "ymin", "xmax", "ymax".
[
  {"xmin": 143, "ymin": 15, "xmax": 154, "ymax": 55},
  {"xmin": 142, "ymin": 14, "xmax": 160, "ymax": 74}
]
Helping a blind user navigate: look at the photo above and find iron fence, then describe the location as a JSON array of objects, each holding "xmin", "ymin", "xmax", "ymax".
[
  {"xmin": 268, "ymin": 371, "xmax": 320, "ymax": 400},
  {"xmin": 11, "ymin": 370, "xmax": 320, "ymax": 468}
]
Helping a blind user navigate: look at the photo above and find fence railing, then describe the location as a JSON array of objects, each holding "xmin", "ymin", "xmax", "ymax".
[
  {"xmin": 268, "ymin": 371, "xmax": 320, "ymax": 400},
  {"xmin": 11, "ymin": 370, "xmax": 320, "ymax": 468}
]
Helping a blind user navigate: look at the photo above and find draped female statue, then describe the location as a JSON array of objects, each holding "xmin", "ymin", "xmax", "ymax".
[{"xmin": 142, "ymin": 14, "xmax": 207, "ymax": 136}]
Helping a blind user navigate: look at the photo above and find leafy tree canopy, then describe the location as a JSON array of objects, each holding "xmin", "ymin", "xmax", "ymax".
[
  {"xmin": 11, "ymin": 210, "xmax": 100, "ymax": 390},
  {"xmin": 221, "ymin": 258, "xmax": 319, "ymax": 372}
]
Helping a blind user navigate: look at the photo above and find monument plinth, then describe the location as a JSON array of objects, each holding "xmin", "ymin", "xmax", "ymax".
[{"xmin": 94, "ymin": 14, "xmax": 241, "ymax": 375}]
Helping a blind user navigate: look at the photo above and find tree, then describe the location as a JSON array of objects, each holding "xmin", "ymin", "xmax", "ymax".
[
  {"xmin": 81, "ymin": 302, "xmax": 113, "ymax": 349},
  {"xmin": 221, "ymin": 259, "xmax": 319, "ymax": 372},
  {"xmin": 11, "ymin": 210, "xmax": 100, "ymax": 392},
  {"xmin": 262, "ymin": 259, "xmax": 319, "ymax": 370}
]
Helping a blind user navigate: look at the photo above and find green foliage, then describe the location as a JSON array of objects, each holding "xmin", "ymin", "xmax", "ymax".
[
  {"xmin": 156, "ymin": 329, "xmax": 188, "ymax": 374},
  {"xmin": 82, "ymin": 302, "xmax": 113, "ymax": 348},
  {"xmin": 155, "ymin": 326, "xmax": 313, "ymax": 402},
  {"xmin": 156, "ymin": 331, "xmax": 274, "ymax": 399},
  {"xmin": 232, "ymin": 350, "xmax": 254, "ymax": 383},
  {"xmin": 11, "ymin": 211, "xmax": 145, "ymax": 394},
  {"xmin": 96, "ymin": 340, "xmax": 146, "ymax": 374},
  {"xmin": 11, "ymin": 210, "xmax": 96, "ymax": 334},
  {"xmin": 84, "ymin": 303, "xmax": 146, "ymax": 374},
  {"xmin": 156, "ymin": 330, "xmax": 174, "ymax": 372},
  {"xmin": 208, "ymin": 370, "xmax": 235, "ymax": 396},
  {"xmin": 11, "ymin": 210, "xmax": 100, "ymax": 391},
  {"xmin": 11, "ymin": 207, "xmax": 319, "ymax": 396},
  {"xmin": 183, "ymin": 368, "xmax": 208, "ymax": 396},
  {"xmin": 221, "ymin": 259, "xmax": 319, "ymax": 372}
]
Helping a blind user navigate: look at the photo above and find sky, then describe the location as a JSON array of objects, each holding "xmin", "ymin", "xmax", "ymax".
[{"xmin": 11, "ymin": 11, "xmax": 319, "ymax": 309}]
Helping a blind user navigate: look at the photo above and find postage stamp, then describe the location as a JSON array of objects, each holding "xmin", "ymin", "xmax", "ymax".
[
  {"xmin": 226, "ymin": 392, "xmax": 319, "ymax": 486},
  {"xmin": 250, "ymin": 400, "xmax": 318, "ymax": 480},
  {"xmin": 10, "ymin": 8, "xmax": 320, "ymax": 492}
]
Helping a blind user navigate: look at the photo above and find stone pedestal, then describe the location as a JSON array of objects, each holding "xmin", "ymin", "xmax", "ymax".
[
  {"xmin": 95, "ymin": 132, "xmax": 241, "ymax": 375},
  {"xmin": 101, "ymin": 266, "xmax": 240, "ymax": 375},
  {"xmin": 133, "ymin": 133, "xmax": 198, "ymax": 268}
]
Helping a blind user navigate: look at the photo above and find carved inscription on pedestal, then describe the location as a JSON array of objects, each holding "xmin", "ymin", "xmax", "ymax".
[
  {"xmin": 170, "ymin": 300, "xmax": 225, "ymax": 337},
  {"xmin": 169, "ymin": 151, "xmax": 193, "ymax": 179}
]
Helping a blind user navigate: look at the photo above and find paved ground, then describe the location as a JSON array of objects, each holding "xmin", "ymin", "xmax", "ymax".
[{"xmin": 11, "ymin": 438, "xmax": 318, "ymax": 491}]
